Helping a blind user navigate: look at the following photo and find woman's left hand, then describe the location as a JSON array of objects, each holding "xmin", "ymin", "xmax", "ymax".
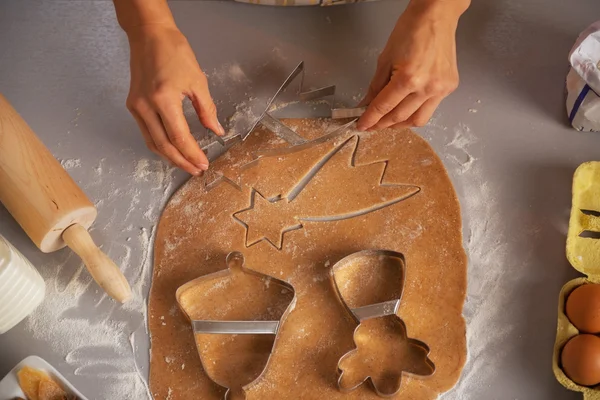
[{"xmin": 357, "ymin": 0, "xmax": 469, "ymax": 131}]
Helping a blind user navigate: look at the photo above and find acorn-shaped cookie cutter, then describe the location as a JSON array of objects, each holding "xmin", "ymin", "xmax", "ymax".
[
  {"xmin": 176, "ymin": 252, "xmax": 296, "ymax": 400},
  {"xmin": 330, "ymin": 249, "xmax": 436, "ymax": 398}
]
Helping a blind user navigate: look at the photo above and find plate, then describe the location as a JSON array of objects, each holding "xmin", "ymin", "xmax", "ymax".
[{"xmin": 0, "ymin": 356, "xmax": 87, "ymax": 400}]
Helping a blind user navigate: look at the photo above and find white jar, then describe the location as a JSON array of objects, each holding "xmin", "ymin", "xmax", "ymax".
[{"xmin": 0, "ymin": 235, "xmax": 45, "ymax": 334}]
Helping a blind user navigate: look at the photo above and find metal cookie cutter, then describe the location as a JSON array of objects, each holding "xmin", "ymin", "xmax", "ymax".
[
  {"xmin": 176, "ymin": 252, "xmax": 296, "ymax": 400},
  {"xmin": 203, "ymin": 62, "xmax": 369, "ymax": 187},
  {"xmin": 200, "ymin": 129, "xmax": 242, "ymax": 162},
  {"xmin": 256, "ymin": 61, "xmax": 366, "ymax": 145},
  {"xmin": 330, "ymin": 250, "xmax": 435, "ymax": 397},
  {"xmin": 221, "ymin": 61, "xmax": 367, "ymax": 148}
]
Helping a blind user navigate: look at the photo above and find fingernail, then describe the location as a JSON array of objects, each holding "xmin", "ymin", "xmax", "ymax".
[
  {"xmin": 192, "ymin": 170, "xmax": 202, "ymax": 176},
  {"xmin": 356, "ymin": 125, "xmax": 366, "ymax": 132},
  {"xmin": 197, "ymin": 163, "xmax": 209, "ymax": 171},
  {"xmin": 217, "ymin": 121, "xmax": 225, "ymax": 136}
]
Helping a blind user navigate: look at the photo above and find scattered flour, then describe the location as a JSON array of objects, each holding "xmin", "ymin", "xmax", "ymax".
[
  {"xmin": 445, "ymin": 123, "xmax": 478, "ymax": 173},
  {"xmin": 133, "ymin": 159, "xmax": 174, "ymax": 190},
  {"xmin": 24, "ymin": 94, "xmax": 493, "ymax": 399},
  {"xmin": 447, "ymin": 123, "xmax": 477, "ymax": 150},
  {"xmin": 60, "ymin": 158, "xmax": 81, "ymax": 169},
  {"xmin": 24, "ymin": 155, "xmax": 178, "ymax": 400},
  {"xmin": 209, "ymin": 63, "xmax": 249, "ymax": 84},
  {"xmin": 436, "ymin": 120, "xmax": 512, "ymax": 399},
  {"xmin": 228, "ymin": 64, "xmax": 248, "ymax": 83},
  {"xmin": 226, "ymin": 100, "xmax": 260, "ymax": 137},
  {"xmin": 94, "ymin": 158, "xmax": 106, "ymax": 176}
]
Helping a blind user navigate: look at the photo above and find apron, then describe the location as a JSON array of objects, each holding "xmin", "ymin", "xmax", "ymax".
[{"xmin": 233, "ymin": 0, "xmax": 375, "ymax": 6}]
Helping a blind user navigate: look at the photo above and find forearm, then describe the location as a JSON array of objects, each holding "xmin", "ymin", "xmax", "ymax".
[
  {"xmin": 113, "ymin": 0, "xmax": 177, "ymax": 34},
  {"xmin": 404, "ymin": 0, "xmax": 470, "ymax": 24}
]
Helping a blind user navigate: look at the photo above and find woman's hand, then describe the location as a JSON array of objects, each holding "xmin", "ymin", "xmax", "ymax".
[
  {"xmin": 125, "ymin": 25, "xmax": 224, "ymax": 175},
  {"xmin": 357, "ymin": 0, "xmax": 469, "ymax": 131}
]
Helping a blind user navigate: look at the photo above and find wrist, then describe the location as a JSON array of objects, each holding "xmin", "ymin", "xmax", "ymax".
[
  {"xmin": 114, "ymin": 0, "xmax": 177, "ymax": 34},
  {"xmin": 406, "ymin": 0, "xmax": 470, "ymax": 20},
  {"xmin": 125, "ymin": 23, "xmax": 180, "ymax": 43}
]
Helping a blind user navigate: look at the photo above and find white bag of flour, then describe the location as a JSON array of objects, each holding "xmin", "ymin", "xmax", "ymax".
[{"xmin": 567, "ymin": 21, "xmax": 600, "ymax": 132}]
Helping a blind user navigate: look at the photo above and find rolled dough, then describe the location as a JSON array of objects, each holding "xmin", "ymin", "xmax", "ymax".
[{"xmin": 148, "ymin": 119, "xmax": 467, "ymax": 399}]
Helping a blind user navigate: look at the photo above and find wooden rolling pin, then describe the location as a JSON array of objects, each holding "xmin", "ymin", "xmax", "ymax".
[{"xmin": 0, "ymin": 94, "xmax": 131, "ymax": 303}]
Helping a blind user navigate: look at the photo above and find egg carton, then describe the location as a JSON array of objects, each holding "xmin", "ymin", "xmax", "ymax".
[{"xmin": 553, "ymin": 161, "xmax": 600, "ymax": 399}]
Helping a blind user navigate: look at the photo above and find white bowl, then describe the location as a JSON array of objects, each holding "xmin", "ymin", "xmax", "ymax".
[{"xmin": 0, "ymin": 355, "xmax": 88, "ymax": 399}]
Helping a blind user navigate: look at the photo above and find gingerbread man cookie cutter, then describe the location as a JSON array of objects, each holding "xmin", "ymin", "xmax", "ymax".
[{"xmin": 330, "ymin": 249, "xmax": 436, "ymax": 397}]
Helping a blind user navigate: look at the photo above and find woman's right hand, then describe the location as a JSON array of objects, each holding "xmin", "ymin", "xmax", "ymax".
[{"xmin": 125, "ymin": 25, "xmax": 224, "ymax": 175}]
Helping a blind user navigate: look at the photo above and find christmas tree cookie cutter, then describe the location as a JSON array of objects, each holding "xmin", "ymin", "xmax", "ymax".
[{"xmin": 330, "ymin": 249, "xmax": 436, "ymax": 397}]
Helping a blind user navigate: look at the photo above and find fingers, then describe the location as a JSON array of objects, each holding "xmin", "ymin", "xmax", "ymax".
[
  {"xmin": 357, "ymin": 79, "xmax": 411, "ymax": 131},
  {"xmin": 128, "ymin": 97, "xmax": 204, "ymax": 175},
  {"xmin": 358, "ymin": 74, "xmax": 452, "ymax": 131},
  {"xmin": 129, "ymin": 110, "xmax": 159, "ymax": 154},
  {"xmin": 146, "ymin": 110, "xmax": 203, "ymax": 175},
  {"xmin": 389, "ymin": 121, "xmax": 412, "ymax": 130},
  {"xmin": 358, "ymin": 53, "xmax": 458, "ymax": 132},
  {"xmin": 370, "ymin": 92, "xmax": 427, "ymax": 131},
  {"xmin": 385, "ymin": 97, "xmax": 444, "ymax": 131},
  {"xmin": 410, "ymin": 96, "xmax": 443, "ymax": 127},
  {"xmin": 358, "ymin": 61, "xmax": 391, "ymax": 108},
  {"xmin": 191, "ymin": 80, "xmax": 225, "ymax": 137},
  {"xmin": 153, "ymin": 91, "xmax": 210, "ymax": 171}
]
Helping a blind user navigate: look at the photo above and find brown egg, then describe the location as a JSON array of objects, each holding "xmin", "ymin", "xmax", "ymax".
[
  {"xmin": 561, "ymin": 334, "xmax": 600, "ymax": 386},
  {"xmin": 566, "ymin": 284, "xmax": 600, "ymax": 333}
]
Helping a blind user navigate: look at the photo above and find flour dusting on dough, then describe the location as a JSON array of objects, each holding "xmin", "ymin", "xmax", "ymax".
[{"xmin": 150, "ymin": 119, "xmax": 467, "ymax": 399}]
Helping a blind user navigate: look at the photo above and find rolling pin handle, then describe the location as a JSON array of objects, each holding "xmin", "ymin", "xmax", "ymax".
[{"xmin": 62, "ymin": 224, "xmax": 132, "ymax": 303}]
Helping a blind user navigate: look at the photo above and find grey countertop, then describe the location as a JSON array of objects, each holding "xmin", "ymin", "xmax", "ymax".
[{"xmin": 0, "ymin": 0, "xmax": 598, "ymax": 399}]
